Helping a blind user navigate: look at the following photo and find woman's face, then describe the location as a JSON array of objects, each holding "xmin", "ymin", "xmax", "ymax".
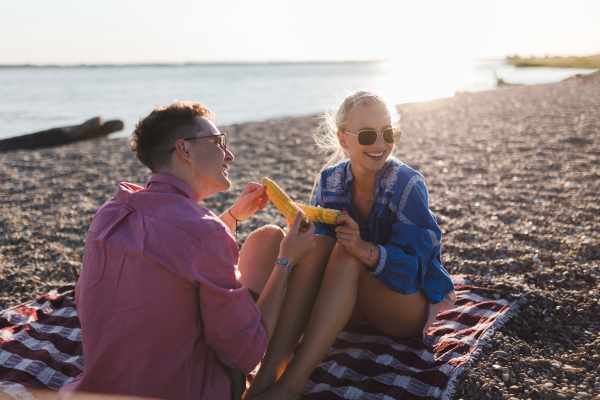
[{"xmin": 338, "ymin": 104, "xmax": 393, "ymax": 176}]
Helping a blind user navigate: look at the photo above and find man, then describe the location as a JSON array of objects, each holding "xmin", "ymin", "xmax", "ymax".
[{"xmin": 59, "ymin": 101, "xmax": 316, "ymax": 399}]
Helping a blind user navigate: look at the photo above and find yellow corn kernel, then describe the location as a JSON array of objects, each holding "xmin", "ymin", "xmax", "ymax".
[
  {"xmin": 261, "ymin": 177, "xmax": 309, "ymax": 228},
  {"xmin": 297, "ymin": 204, "xmax": 342, "ymax": 224}
]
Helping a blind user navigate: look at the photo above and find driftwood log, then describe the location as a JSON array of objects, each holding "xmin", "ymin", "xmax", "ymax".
[{"xmin": 0, "ymin": 117, "xmax": 124, "ymax": 152}]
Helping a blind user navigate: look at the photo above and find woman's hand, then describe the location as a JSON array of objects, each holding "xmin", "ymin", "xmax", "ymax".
[
  {"xmin": 335, "ymin": 209, "xmax": 372, "ymax": 261},
  {"xmin": 229, "ymin": 182, "xmax": 269, "ymax": 221}
]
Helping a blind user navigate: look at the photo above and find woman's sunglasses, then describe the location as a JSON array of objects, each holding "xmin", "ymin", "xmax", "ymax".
[
  {"xmin": 168, "ymin": 133, "xmax": 226, "ymax": 154},
  {"xmin": 343, "ymin": 128, "xmax": 402, "ymax": 146}
]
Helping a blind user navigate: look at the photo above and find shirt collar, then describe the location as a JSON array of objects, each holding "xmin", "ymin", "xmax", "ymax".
[
  {"xmin": 344, "ymin": 159, "xmax": 393, "ymax": 192},
  {"xmin": 343, "ymin": 162, "xmax": 354, "ymax": 189},
  {"xmin": 146, "ymin": 173, "xmax": 199, "ymax": 203}
]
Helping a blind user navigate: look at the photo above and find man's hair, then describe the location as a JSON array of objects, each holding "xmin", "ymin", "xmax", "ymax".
[{"xmin": 131, "ymin": 101, "xmax": 215, "ymax": 172}]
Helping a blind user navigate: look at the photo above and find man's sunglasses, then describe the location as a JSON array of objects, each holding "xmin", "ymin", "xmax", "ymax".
[
  {"xmin": 343, "ymin": 128, "xmax": 402, "ymax": 146},
  {"xmin": 168, "ymin": 133, "xmax": 226, "ymax": 154}
]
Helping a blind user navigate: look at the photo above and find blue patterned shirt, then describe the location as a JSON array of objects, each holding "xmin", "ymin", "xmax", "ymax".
[{"xmin": 313, "ymin": 158, "xmax": 454, "ymax": 304}]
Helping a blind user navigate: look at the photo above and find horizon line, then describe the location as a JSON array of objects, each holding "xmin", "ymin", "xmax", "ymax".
[
  {"xmin": 0, "ymin": 60, "xmax": 391, "ymax": 68},
  {"xmin": 0, "ymin": 57, "xmax": 509, "ymax": 69}
]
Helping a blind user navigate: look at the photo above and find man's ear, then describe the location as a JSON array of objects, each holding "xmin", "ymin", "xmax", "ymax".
[
  {"xmin": 174, "ymin": 139, "xmax": 193, "ymax": 162},
  {"xmin": 337, "ymin": 131, "xmax": 348, "ymax": 149}
]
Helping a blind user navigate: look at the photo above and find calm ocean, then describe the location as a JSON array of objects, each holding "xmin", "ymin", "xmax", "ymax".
[{"xmin": 0, "ymin": 59, "xmax": 595, "ymax": 140}]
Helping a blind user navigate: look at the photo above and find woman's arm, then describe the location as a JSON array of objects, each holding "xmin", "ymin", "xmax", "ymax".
[
  {"xmin": 371, "ymin": 178, "xmax": 445, "ymax": 295},
  {"xmin": 334, "ymin": 210, "xmax": 380, "ymax": 269}
]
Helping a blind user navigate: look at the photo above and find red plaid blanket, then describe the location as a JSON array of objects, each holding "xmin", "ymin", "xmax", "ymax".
[{"xmin": 0, "ymin": 277, "xmax": 518, "ymax": 399}]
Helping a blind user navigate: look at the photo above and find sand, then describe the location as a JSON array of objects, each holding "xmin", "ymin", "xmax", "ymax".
[{"xmin": 1, "ymin": 72, "xmax": 599, "ymax": 399}]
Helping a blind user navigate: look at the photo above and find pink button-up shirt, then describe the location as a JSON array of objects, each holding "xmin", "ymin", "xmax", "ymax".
[{"xmin": 59, "ymin": 174, "xmax": 268, "ymax": 400}]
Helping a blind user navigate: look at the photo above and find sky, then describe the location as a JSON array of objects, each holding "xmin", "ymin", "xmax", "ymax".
[{"xmin": 1, "ymin": 0, "xmax": 599, "ymax": 65}]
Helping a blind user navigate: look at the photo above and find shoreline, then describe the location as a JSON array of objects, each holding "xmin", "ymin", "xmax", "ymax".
[
  {"xmin": 508, "ymin": 54, "xmax": 600, "ymax": 69},
  {"xmin": 1, "ymin": 75, "xmax": 599, "ymax": 399},
  {"xmin": 2, "ymin": 62, "xmax": 596, "ymax": 143}
]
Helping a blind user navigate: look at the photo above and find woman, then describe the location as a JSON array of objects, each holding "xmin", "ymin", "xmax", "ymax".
[{"xmin": 244, "ymin": 91, "xmax": 456, "ymax": 400}]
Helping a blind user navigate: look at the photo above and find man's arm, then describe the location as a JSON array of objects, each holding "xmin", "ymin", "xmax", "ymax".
[
  {"xmin": 255, "ymin": 212, "xmax": 316, "ymax": 338},
  {"xmin": 194, "ymin": 228, "xmax": 269, "ymax": 374},
  {"xmin": 219, "ymin": 182, "xmax": 269, "ymax": 233},
  {"xmin": 219, "ymin": 207, "xmax": 242, "ymax": 235},
  {"xmin": 195, "ymin": 212, "xmax": 314, "ymax": 372}
]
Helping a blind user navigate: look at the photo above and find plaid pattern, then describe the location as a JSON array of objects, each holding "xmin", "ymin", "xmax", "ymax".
[
  {"xmin": 300, "ymin": 276, "xmax": 518, "ymax": 399},
  {"xmin": 0, "ymin": 285, "xmax": 78, "ymax": 399},
  {"xmin": 0, "ymin": 277, "xmax": 518, "ymax": 399}
]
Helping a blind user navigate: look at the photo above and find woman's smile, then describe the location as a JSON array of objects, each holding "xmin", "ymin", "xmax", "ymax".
[{"xmin": 365, "ymin": 151, "xmax": 385, "ymax": 159}]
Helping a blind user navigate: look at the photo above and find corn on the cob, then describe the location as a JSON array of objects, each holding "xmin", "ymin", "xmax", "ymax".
[
  {"xmin": 261, "ymin": 177, "xmax": 309, "ymax": 228},
  {"xmin": 297, "ymin": 204, "xmax": 342, "ymax": 224},
  {"xmin": 261, "ymin": 177, "xmax": 341, "ymax": 226}
]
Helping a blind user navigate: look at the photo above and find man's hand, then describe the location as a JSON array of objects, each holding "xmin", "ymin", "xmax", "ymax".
[
  {"xmin": 229, "ymin": 182, "xmax": 269, "ymax": 221},
  {"xmin": 335, "ymin": 209, "xmax": 371, "ymax": 261},
  {"xmin": 279, "ymin": 211, "xmax": 316, "ymax": 266},
  {"xmin": 285, "ymin": 205, "xmax": 310, "ymax": 234}
]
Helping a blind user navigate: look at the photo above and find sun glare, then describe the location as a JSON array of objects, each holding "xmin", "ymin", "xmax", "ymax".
[{"xmin": 375, "ymin": 58, "xmax": 485, "ymax": 106}]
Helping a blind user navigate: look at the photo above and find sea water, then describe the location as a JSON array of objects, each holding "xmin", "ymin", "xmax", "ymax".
[{"xmin": 0, "ymin": 59, "xmax": 596, "ymax": 140}]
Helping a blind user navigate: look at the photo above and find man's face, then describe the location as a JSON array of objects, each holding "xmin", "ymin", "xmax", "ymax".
[{"xmin": 188, "ymin": 117, "xmax": 234, "ymax": 193}]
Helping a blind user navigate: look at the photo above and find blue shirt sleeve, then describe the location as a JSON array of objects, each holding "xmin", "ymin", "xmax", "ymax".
[
  {"xmin": 372, "ymin": 179, "xmax": 443, "ymax": 299},
  {"xmin": 312, "ymin": 178, "xmax": 336, "ymax": 239}
]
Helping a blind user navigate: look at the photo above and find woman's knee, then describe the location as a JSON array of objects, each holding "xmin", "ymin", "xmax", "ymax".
[
  {"xmin": 325, "ymin": 243, "xmax": 363, "ymax": 276},
  {"xmin": 330, "ymin": 243, "xmax": 361, "ymax": 262}
]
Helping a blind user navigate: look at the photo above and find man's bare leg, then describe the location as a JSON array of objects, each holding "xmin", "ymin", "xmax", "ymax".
[{"xmin": 238, "ymin": 225, "xmax": 285, "ymax": 294}]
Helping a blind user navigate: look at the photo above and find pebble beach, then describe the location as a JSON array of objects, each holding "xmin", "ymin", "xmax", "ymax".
[{"xmin": 1, "ymin": 73, "xmax": 599, "ymax": 399}]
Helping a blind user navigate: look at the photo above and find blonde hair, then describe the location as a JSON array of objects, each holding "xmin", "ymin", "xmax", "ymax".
[{"xmin": 310, "ymin": 91, "xmax": 400, "ymax": 203}]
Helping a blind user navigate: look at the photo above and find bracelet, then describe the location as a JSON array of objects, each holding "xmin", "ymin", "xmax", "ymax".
[
  {"xmin": 361, "ymin": 242, "xmax": 374, "ymax": 264},
  {"xmin": 275, "ymin": 258, "xmax": 293, "ymax": 274},
  {"xmin": 228, "ymin": 209, "xmax": 241, "ymax": 239}
]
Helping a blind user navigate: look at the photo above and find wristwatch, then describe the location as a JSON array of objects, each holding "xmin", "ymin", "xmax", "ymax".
[{"xmin": 275, "ymin": 258, "xmax": 293, "ymax": 274}]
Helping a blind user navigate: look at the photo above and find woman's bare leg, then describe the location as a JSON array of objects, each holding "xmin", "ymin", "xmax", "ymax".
[
  {"xmin": 254, "ymin": 243, "xmax": 362, "ymax": 399},
  {"xmin": 256, "ymin": 244, "xmax": 428, "ymax": 400},
  {"xmin": 356, "ymin": 266, "xmax": 428, "ymax": 337},
  {"xmin": 244, "ymin": 235, "xmax": 336, "ymax": 400},
  {"xmin": 238, "ymin": 225, "xmax": 285, "ymax": 294}
]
